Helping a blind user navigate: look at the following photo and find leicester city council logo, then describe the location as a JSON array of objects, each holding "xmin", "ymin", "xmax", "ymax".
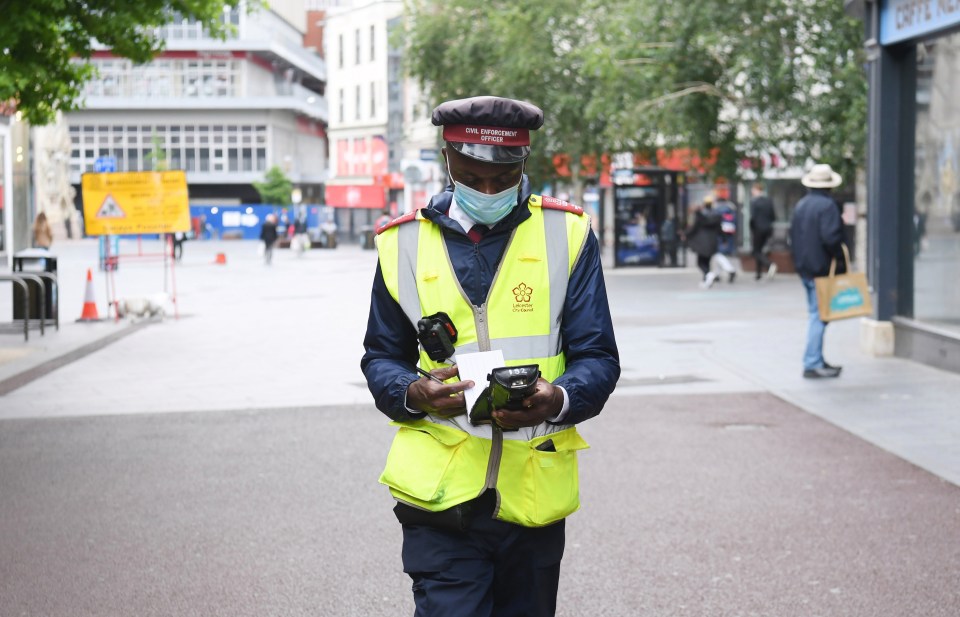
[{"xmin": 513, "ymin": 283, "xmax": 533, "ymax": 303}]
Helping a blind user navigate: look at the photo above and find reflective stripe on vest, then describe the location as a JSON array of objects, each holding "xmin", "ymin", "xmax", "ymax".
[
  {"xmin": 376, "ymin": 196, "xmax": 592, "ymax": 526},
  {"xmin": 377, "ymin": 197, "xmax": 588, "ymax": 441}
]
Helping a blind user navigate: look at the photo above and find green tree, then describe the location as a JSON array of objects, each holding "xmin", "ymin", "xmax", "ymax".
[
  {"xmin": 253, "ymin": 166, "xmax": 293, "ymax": 206},
  {"xmin": 146, "ymin": 135, "xmax": 169, "ymax": 171},
  {"xmin": 0, "ymin": 0, "xmax": 243, "ymax": 125},
  {"xmin": 401, "ymin": 0, "xmax": 611, "ymax": 200},
  {"xmin": 401, "ymin": 0, "xmax": 867, "ymax": 185},
  {"xmin": 588, "ymin": 0, "xmax": 867, "ymax": 180}
]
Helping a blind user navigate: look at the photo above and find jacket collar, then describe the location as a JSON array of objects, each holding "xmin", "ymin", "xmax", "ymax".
[{"xmin": 422, "ymin": 175, "xmax": 534, "ymax": 235}]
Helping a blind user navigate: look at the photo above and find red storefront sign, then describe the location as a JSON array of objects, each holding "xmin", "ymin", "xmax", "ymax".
[
  {"xmin": 325, "ymin": 185, "xmax": 385, "ymax": 209},
  {"xmin": 372, "ymin": 172, "xmax": 405, "ymax": 189}
]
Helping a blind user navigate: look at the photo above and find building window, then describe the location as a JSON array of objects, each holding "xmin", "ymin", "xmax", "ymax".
[
  {"xmin": 338, "ymin": 33, "xmax": 344, "ymax": 68},
  {"xmin": 370, "ymin": 25, "xmax": 376, "ymax": 62},
  {"xmin": 67, "ymin": 123, "xmax": 269, "ymax": 173},
  {"xmin": 355, "ymin": 28, "xmax": 361, "ymax": 65},
  {"xmin": 157, "ymin": 10, "xmax": 238, "ymax": 41},
  {"xmin": 355, "ymin": 85, "xmax": 361, "ymax": 120},
  {"xmin": 370, "ymin": 82, "xmax": 376, "ymax": 118},
  {"xmin": 339, "ymin": 88, "xmax": 345, "ymax": 123}
]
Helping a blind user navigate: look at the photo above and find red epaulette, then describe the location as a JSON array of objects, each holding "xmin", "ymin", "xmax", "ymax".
[
  {"xmin": 540, "ymin": 195, "xmax": 584, "ymax": 216},
  {"xmin": 376, "ymin": 211, "xmax": 418, "ymax": 234}
]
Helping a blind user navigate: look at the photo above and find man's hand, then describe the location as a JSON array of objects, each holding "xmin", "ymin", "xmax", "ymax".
[
  {"xmin": 492, "ymin": 378, "xmax": 564, "ymax": 428},
  {"xmin": 406, "ymin": 365, "xmax": 474, "ymax": 418}
]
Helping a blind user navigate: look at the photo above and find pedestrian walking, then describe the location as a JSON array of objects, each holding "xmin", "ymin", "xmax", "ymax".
[
  {"xmin": 749, "ymin": 183, "xmax": 777, "ymax": 280},
  {"xmin": 33, "ymin": 212, "xmax": 53, "ymax": 249},
  {"xmin": 659, "ymin": 209, "xmax": 679, "ymax": 267},
  {"xmin": 291, "ymin": 211, "xmax": 310, "ymax": 256},
  {"xmin": 713, "ymin": 195, "xmax": 739, "ymax": 282},
  {"xmin": 171, "ymin": 231, "xmax": 186, "ymax": 262},
  {"xmin": 684, "ymin": 198, "xmax": 723, "ymax": 288},
  {"xmin": 361, "ymin": 95, "xmax": 620, "ymax": 617},
  {"xmin": 790, "ymin": 163, "xmax": 847, "ymax": 379},
  {"xmin": 259, "ymin": 213, "xmax": 278, "ymax": 265},
  {"xmin": 374, "ymin": 210, "xmax": 391, "ymax": 231}
]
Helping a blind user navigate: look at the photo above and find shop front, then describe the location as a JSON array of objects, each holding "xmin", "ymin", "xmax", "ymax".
[
  {"xmin": 861, "ymin": 0, "xmax": 960, "ymax": 372},
  {"xmin": 324, "ymin": 184, "xmax": 387, "ymax": 245}
]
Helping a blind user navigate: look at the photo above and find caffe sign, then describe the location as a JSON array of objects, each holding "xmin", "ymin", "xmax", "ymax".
[{"xmin": 880, "ymin": 0, "xmax": 960, "ymax": 44}]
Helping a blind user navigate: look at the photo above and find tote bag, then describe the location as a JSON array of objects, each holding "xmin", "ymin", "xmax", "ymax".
[{"xmin": 814, "ymin": 245, "xmax": 873, "ymax": 322}]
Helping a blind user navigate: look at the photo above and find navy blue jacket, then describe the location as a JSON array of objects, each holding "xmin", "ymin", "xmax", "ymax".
[
  {"xmin": 789, "ymin": 189, "xmax": 846, "ymax": 279},
  {"xmin": 361, "ymin": 177, "xmax": 620, "ymax": 424}
]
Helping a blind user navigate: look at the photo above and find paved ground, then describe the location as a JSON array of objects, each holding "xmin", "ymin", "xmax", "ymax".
[{"xmin": 1, "ymin": 238, "xmax": 958, "ymax": 616}]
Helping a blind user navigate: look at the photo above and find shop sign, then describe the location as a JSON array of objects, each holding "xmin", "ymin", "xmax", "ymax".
[{"xmin": 880, "ymin": 0, "xmax": 960, "ymax": 45}]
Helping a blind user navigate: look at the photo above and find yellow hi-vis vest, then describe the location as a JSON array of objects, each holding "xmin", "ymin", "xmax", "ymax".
[{"xmin": 375, "ymin": 195, "xmax": 592, "ymax": 527}]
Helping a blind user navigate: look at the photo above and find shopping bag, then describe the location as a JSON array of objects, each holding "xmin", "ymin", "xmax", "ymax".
[{"xmin": 814, "ymin": 245, "xmax": 873, "ymax": 322}]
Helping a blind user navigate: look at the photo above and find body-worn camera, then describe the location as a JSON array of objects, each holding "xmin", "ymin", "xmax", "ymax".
[
  {"xmin": 417, "ymin": 312, "xmax": 458, "ymax": 362},
  {"xmin": 469, "ymin": 364, "xmax": 541, "ymax": 427}
]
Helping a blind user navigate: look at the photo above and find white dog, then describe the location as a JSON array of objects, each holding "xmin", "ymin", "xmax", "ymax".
[{"xmin": 114, "ymin": 293, "xmax": 170, "ymax": 321}]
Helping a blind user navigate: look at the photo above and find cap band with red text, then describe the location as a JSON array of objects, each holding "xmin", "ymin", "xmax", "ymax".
[{"xmin": 442, "ymin": 125, "xmax": 530, "ymax": 147}]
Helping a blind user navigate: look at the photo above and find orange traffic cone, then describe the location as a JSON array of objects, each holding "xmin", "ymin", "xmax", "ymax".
[
  {"xmin": 78, "ymin": 268, "xmax": 100, "ymax": 322},
  {"xmin": 214, "ymin": 252, "xmax": 227, "ymax": 265}
]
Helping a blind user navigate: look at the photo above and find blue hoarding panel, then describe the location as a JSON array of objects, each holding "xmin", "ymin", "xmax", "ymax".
[{"xmin": 188, "ymin": 205, "xmax": 327, "ymax": 240}]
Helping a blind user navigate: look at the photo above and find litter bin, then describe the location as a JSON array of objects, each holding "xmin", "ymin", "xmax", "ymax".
[
  {"xmin": 360, "ymin": 226, "xmax": 376, "ymax": 250},
  {"xmin": 325, "ymin": 230, "xmax": 338, "ymax": 248},
  {"xmin": 13, "ymin": 249, "xmax": 57, "ymax": 321}
]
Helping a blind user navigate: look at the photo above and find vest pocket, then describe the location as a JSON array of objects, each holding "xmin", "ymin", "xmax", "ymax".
[
  {"xmin": 379, "ymin": 420, "xmax": 487, "ymax": 511},
  {"xmin": 496, "ymin": 428, "xmax": 589, "ymax": 527}
]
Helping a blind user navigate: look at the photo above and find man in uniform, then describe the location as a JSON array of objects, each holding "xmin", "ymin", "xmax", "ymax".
[{"xmin": 361, "ymin": 96, "xmax": 620, "ymax": 616}]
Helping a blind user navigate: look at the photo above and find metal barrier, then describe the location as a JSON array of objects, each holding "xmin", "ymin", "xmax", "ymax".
[
  {"xmin": 15, "ymin": 273, "xmax": 45, "ymax": 336},
  {"xmin": 0, "ymin": 274, "xmax": 32, "ymax": 341},
  {"xmin": 0, "ymin": 272, "xmax": 58, "ymax": 341},
  {"xmin": 33, "ymin": 272, "xmax": 59, "ymax": 331}
]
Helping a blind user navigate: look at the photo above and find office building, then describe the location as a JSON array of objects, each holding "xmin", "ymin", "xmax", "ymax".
[{"xmin": 65, "ymin": 1, "xmax": 329, "ymax": 207}]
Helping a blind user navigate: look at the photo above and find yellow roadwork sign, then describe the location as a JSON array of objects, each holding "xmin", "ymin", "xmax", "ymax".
[{"xmin": 81, "ymin": 171, "xmax": 190, "ymax": 236}]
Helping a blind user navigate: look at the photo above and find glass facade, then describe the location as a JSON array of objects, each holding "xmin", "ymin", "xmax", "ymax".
[
  {"xmin": 83, "ymin": 59, "xmax": 241, "ymax": 99},
  {"xmin": 913, "ymin": 31, "xmax": 960, "ymax": 335},
  {"xmin": 154, "ymin": 9, "xmax": 240, "ymax": 41}
]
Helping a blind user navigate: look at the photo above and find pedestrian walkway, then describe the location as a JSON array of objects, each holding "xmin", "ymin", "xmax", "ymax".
[
  {"xmin": 1, "ymin": 238, "xmax": 958, "ymax": 617},
  {"xmin": 1, "ymin": 238, "xmax": 958, "ymax": 488}
]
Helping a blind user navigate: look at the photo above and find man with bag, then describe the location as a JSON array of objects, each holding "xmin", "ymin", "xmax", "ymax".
[{"xmin": 789, "ymin": 163, "xmax": 846, "ymax": 379}]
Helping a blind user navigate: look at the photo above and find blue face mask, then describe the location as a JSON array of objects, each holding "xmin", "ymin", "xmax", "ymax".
[{"xmin": 449, "ymin": 163, "xmax": 522, "ymax": 226}]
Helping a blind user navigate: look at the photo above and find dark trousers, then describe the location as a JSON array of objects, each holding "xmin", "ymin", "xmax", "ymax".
[
  {"xmin": 398, "ymin": 494, "xmax": 565, "ymax": 617},
  {"xmin": 661, "ymin": 241, "xmax": 678, "ymax": 267},
  {"xmin": 752, "ymin": 229, "xmax": 772, "ymax": 278},
  {"xmin": 696, "ymin": 254, "xmax": 712, "ymax": 279}
]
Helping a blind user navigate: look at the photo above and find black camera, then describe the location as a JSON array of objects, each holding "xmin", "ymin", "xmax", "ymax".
[
  {"xmin": 469, "ymin": 364, "xmax": 541, "ymax": 427},
  {"xmin": 417, "ymin": 312, "xmax": 458, "ymax": 362}
]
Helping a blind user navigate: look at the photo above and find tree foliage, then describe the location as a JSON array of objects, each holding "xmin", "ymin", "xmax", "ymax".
[
  {"xmin": 0, "ymin": 0, "xmax": 243, "ymax": 125},
  {"xmin": 401, "ymin": 0, "xmax": 867, "ymax": 185},
  {"xmin": 253, "ymin": 166, "xmax": 293, "ymax": 206},
  {"xmin": 401, "ymin": 0, "xmax": 609, "ymax": 194}
]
